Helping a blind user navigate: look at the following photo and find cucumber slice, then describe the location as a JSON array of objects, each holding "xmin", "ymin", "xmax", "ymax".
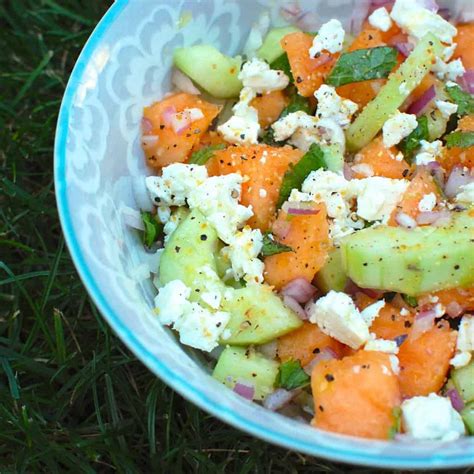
[
  {"xmin": 461, "ymin": 402, "xmax": 474, "ymax": 435},
  {"xmin": 340, "ymin": 210, "xmax": 474, "ymax": 296},
  {"xmin": 173, "ymin": 45, "xmax": 242, "ymax": 99},
  {"xmin": 257, "ymin": 26, "xmax": 300, "ymax": 63},
  {"xmin": 212, "ymin": 346, "xmax": 279, "ymax": 400},
  {"xmin": 322, "ymin": 144, "xmax": 344, "ymax": 173},
  {"xmin": 314, "ymin": 248, "xmax": 347, "ymax": 293},
  {"xmin": 346, "ymin": 33, "xmax": 444, "ymax": 151},
  {"xmin": 160, "ymin": 209, "xmax": 302, "ymax": 342},
  {"xmin": 452, "ymin": 361, "xmax": 474, "ymax": 404},
  {"xmin": 221, "ymin": 284, "xmax": 302, "ymax": 345}
]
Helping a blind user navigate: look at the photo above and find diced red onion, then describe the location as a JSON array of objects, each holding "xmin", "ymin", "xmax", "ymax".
[
  {"xmin": 304, "ymin": 348, "xmax": 337, "ymax": 375},
  {"xmin": 431, "ymin": 211, "xmax": 452, "ymax": 227},
  {"xmin": 394, "ymin": 42, "xmax": 413, "ymax": 58},
  {"xmin": 286, "ymin": 207, "xmax": 319, "ymax": 216},
  {"xmin": 425, "ymin": 160, "xmax": 445, "ymax": 185},
  {"xmin": 370, "ymin": 0, "xmax": 393, "ymax": 7},
  {"xmin": 445, "ymin": 166, "xmax": 474, "ymax": 198},
  {"xmin": 395, "ymin": 212, "xmax": 417, "ymax": 229},
  {"xmin": 394, "ymin": 334, "xmax": 408, "ymax": 347},
  {"xmin": 283, "ymin": 295, "xmax": 308, "ymax": 320},
  {"xmin": 263, "ymin": 388, "xmax": 296, "ymax": 411},
  {"xmin": 304, "ymin": 298, "xmax": 316, "ymax": 316},
  {"xmin": 406, "ymin": 86, "xmax": 436, "ymax": 116},
  {"xmin": 343, "ymin": 163, "xmax": 354, "ymax": 180},
  {"xmin": 282, "ymin": 200, "xmax": 319, "ymax": 215},
  {"xmin": 259, "ymin": 340, "xmax": 278, "ymax": 359},
  {"xmin": 446, "ymin": 301, "xmax": 463, "ymax": 318},
  {"xmin": 141, "ymin": 117, "xmax": 153, "ymax": 133},
  {"xmin": 419, "ymin": 0, "xmax": 439, "ymax": 13},
  {"xmin": 170, "ymin": 112, "xmax": 192, "ymax": 135},
  {"xmin": 171, "ymin": 68, "xmax": 201, "ymax": 95},
  {"xmin": 461, "ymin": 70, "xmax": 474, "ymax": 94},
  {"xmin": 281, "ymin": 278, "xmax": 318, "ymax": 304},
  {"xmin": 438, "ymin": 7, "xmax": 451, "ymax": 20},
  {"xmin": 416, "ymin": 210, "xmax": 448, "ymax": 226},
  {"xmin": 122, "ymin": 206, "xmax": 145, "ymax": 230},
  {"xmin": 233, "ymin": 382, "xmax": 254, "ymax": 400},
  {"xmin": 345, "ymin": 279, "xmax": 384, "ymax": 299},
  {"xmin": 161, "ymin": 106, "xmax": 176, "ymax": 126},
  {"xmin": 273, "ymin": 218, "xmax": 291, "ymax": 240},
  {"xmin": 410, "ymin": 309, "xmax": 437, "ymax": 339},
  {"xmin": 131, "ymin": 177, "xmax": 154, "ymax": 212},
  {"xmin": 447, "ymin": 388, "xmax": 465, "ymax": 412}
]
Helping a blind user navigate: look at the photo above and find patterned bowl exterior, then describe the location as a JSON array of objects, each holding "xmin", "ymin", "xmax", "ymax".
[{"xmin": 55, "ymin": 0, "xmax": 474, "ymax": 468}]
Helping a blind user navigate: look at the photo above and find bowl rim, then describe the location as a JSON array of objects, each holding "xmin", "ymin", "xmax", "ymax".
[{"xmin": 54, "ymin": 0, "xmax": 474, "ymax": 469}]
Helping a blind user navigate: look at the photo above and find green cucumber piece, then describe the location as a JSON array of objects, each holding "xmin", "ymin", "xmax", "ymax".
[
  {"xmin": 212, "ymin": 346, "xmax": 279, "ymax": 400},
  {"xmin": 221, "ymin": 284, "xmax": 302, "ymax": 345},
  {"xmin": 340, "ymin": 211, "xmax": 474, "ymax": 296},
  {"xmin": 257, "ymin": 26, "xmax": 300, "ymax": 63},
  {"xmin": 160, "ymin": 209, "xmax": 302, "ymax": 342},
  {"xmin": 452, "ymin": 361, "xmax": 474, "ymax": 404},
  {"xmin": 173, "ymin": 45, "xmax": 242, "ymax": 99},
  {"xmin": 322, "ymin": 144, "xmax": 344, "ymax": 173},
  {"xmin": 461, "ymin": 402, "xmax": 474, "ymax": 435},
  {"xmin": 346, "ymin": 33, "xmax": 444, "ymax": 151},
  {"xmin": 314, "ymin": 248, "xmax": 347, "ymax": 293}
]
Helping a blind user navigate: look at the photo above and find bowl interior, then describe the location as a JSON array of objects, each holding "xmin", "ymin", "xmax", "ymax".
[{"xmin": 55, "ymin": 0, "xmax": 474, "ymax": 468}]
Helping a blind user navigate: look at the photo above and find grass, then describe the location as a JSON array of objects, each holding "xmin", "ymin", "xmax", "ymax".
[{"xmin": 0, "ymin": 1, "xmax": 473, "ymax": 472}]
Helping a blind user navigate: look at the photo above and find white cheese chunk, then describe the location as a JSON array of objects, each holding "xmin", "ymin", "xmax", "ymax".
[
  {"xmin": 308, "ymin": 291, "xmax": 370, "ymax": 349},
  {"xmin": 433, "ymin": 58, "xmax": 466, "ymax": 82},
  {"xmin": 365, "ymin": 333, "xmax": 399, "ymax": 354},
  {"xmin": 154, "ymin": 280, "xmax": 191, "ymax": 326},
  {"xmin": 435, "ymin": 100, "xmax": 458, "ymax": 119},
  {"xmin": 457, "ymin": 314, "xmax": 474, "ymax": 352},
  {"xmin": 309, "ymin": 19, "xmax": 345, "ymax": 56},
  {"xmin": 369, "ymin": 7, "xmax": 392, "ymax": 32},
  {"xmin": 401, "ymin": 393, "xmax": 466, "ymax": 441},
  {"xmin": 239, "ymin": 57, "xmax": 289, "ymax": 93},
  {"xmin": 382, "ymin": 111, "xmax": 418, "ymax": 147},
  {"xmin": 360, "ymin": 300, "xmax": 386, "ymax": 326},
  {"xmin": 418, "ymin": 192, "xmax": 437, "ymax": 212},
  {"xmin": 314, "ymin": 84, "xmax": 358, "ymax": 129},
  {"xmin": 450, "ymin": 351, "xmax": 472, "ymax": 369},
  {"xmin": 414, "ymin": 139, "xmax": 443, "ymax": 166}
]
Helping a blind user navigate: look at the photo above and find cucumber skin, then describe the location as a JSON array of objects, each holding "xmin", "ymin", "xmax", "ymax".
[
  {"xmin": 159, "ymin": 209, "xmax": 302, "ymax": 343},
  {"xmin": 452, "ymin": 361, "xmax": 474, "ymax": 404},
  {"xmin": 461, "ymin": 402, "xmax": 474, "ymax": 435},
  {"xmin": 314, "ymin": 248, "xmax": 347, "ymax": 293},
  {"xmin": 346, "ymin": 34, "xmax": 444, "ymax": 151},
  {"xmin": 173, "ymin": 45, "xmax": 242, "ymax": 99},
  {"xmin": 341, "ymin": 211, "xmax": 474, "ymax": 296},
  {"xmin": 212, "ymin": 346, "xmax": 279, "ymax": 400},
  {"xmin": 257, "ymin": 26, "xmax": 300, "ymax": 63}
]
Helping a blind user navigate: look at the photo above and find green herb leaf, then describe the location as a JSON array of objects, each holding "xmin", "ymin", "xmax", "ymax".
[
  {"xmin": 270, "ymin": 53, "xmax": 293, "ymax": 83},
  {"xmin": 188, "ymin": 144, "xmax": 226, "ymax": 165},
  {"xmin": 397, "ymin": 115, "xmax": 429, "ymax": 162},
  {"xmin": 326, "ymin": 46, "xmax": 398, "ymax": 87},
  {"xmin": 388, "ymin": 407, "xmax": 402, "ymax": 439},
  {"xmin": 280, "ymin": 91, "xmax": 311, "ymax": 118},
  {"xmin": 260, "ymin": 127, "xmax": 279, "ymax": 146},
  {"xmin": 277, "ymin": 359, "xmax": 310, "ymax": 390},
  {"xmin": 446, "ymin": 131, "xmax": 474, "ymax": 149},
  {"xmin": 141, "ymin": 212, "xmax": 163, "ymax": 248},
  {"xmin": 445, "ymin": 84, "xmax": 474, "ymax": 117},
  {"xmin": 277, "ymin": 143, "xmax": 326, "ymax": 208},
  {"xmin": 261, "ymin": 232, "xmax": 293, "ymax": 257},
  {"xmin": 402, "ymin": 294, "xmax": 418, "ymax": 308}
]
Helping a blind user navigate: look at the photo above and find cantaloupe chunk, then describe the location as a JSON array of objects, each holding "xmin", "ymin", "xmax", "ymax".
[
  {"xmin": 277, "ymin": 321, "xmax": 346, "ymax": 367},
  {"xmin": 419, "ymin": 286, "xmax": 474, "ymax": 318},
  {"xmin": 398, "ymin": 320, "xmax": 457, "ymax": 398},
  {"xmin": 264, "ymin": 204, "xmax": 331, "ymax": 290},
  {"xmin": 281, "ymin": 32, "xmax": 336, "ymax": 97},
  {"xmin": 250, "ymin": 90, "xmax": 289, "ymax": 128},
  {"xmin": 454, "ymin": 24, "xmax": 474, "ymax": 70},
  {"xmin": 311, "ymin": 351, "xmax": 401, "ymax": 439},
  {"xmin": 440, "ymin": 115, "xmax": 474, "ymax": 172},
  {"xmin": 142, "ymin": 93, "xmax": 220, "ymax": 169},
  {"xmin": 208, "ymin": 145, "xmax": 302, "ymax": 231},
  {"xmin": 352, "ymin": 136, "xmax": 411, "ymax": 179}
]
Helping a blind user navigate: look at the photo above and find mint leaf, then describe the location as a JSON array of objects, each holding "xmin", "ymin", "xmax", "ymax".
[
  {"xmin": 445, "ymin": 84, "xmax": 474, "ymax": 117},
  {"xmin": 141, "ymin": 212, "xmax": 163, "ymax": 248},
  {"xmin": 270, "ymin": 53, "xmax": 293, "ymax": 83},
  {"xmin": 402, "ymin": 294, "xmax": 418, "ymax": 308},
  {"xmin": 388, "ymin": 407, "xmax": 402, "ymax": 439},
  {"xmin": 397, "ymin": 115, "xmax": 429, "ymax": 162},
  {"xmin": 280, "ymin": 91, "xmax": 312, "ymax": 118},
  {"xmin": 277, "ymin": 359, "xmax": 310, "ymax": 390},
  {"xmin": 277, "ymin": 143, "xmax": 326, "ymax": 208},
  {"xmin": 260, "ymin": 127, "xmax": 279, "ymax": 146},
  {"xmin": 261, "ymin": 232, "xmax": 293, "ymax": 257},
  {"xmin": 326, "ymin": 46, "xmax": 398, "ymax": 87},
  {"xmin": 188, "ymin": 144, "xmax": 226, "ymax": 165},
  {"xmin": 446, "ymin": 131, "xmax": 474, "ymax": 149}
]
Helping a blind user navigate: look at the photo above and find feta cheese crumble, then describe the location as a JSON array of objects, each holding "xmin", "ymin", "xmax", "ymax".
[
  {"xmin": 314, "ymin": 84, "xmax": 358, "ymax": 129},
  {"xmin": 435, "ymin": 100, "xmax": 459, "ymax": 119},
  {"xmin": 401, "ymin": 393, "xmax": 466, "ymax": 441},
  {"xmin": 414, "ymin": 139, "xmax": 443, "ymax": 166},
  {"xmin": 456, "ymin": 182, "xmax": 474, "ymax": 203},
  {"xmin": 309, "ymin": 19, "xmax": 345, "ymax": 57},
  {"xmin": 360, "ymin": 300, "xmax": 385, "ymax": 326},
  {"xmin": 418, "ymin": 192, "xmax": 437, "ymax": 212},
  {"xmin": 365, "ymin": 334, "xmax": 399, "ymax": 354},
  {"xmin": 369, "ymin": 7, "xmax": 392, "ymax": 32},
  {"xmin": 433, "ymin": 58, "xmax": 466, "ymax": 82},
  {"xmin": 308, "ymin": 290, "xmax": 370, "ymax": 349},
  {"xmin": 239, "ymin": 57, "xmax": 290, "ymax": 93},
  {"xmin": 382, "ymin": 111, "xmax": 418, "ymax": 147},
  {"xmin": 154, "ymin": 280, "xmax": 191, "ymax": 326}
]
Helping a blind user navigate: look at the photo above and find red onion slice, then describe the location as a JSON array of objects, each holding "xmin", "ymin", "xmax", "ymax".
[
  {"xmin": 282, "ymin": 201, "xmax": 319, "ymax": 215},
  {"xmin": 395, "ymin": 212, "xmax": 417, "ymax": 229},
  {"xmin": 461, "ymin": 70, "xmax": 474, "ymax": 94},
  {"xmin": 283, "ymin": 295, "xmax": 308, "ymax": 320},
  {"xmin": 406, "ymin": 85, "xmax": 436, "ymax": 116},
  {"xmin": 446, "ymin": 301, "xmax": 463, "ymax": 318},
  {"xmin": 263, "ymin": 388, "xmax": 296, "ymax": 411},
  {"xmin": 438, "ymin": 7, "xmax": 451, "ymax": 20},
  {"xmin": 281, "ymin": 278, "xmax": 317, "ymax": 304},
  {"xmin": 233, "ymin": 382, "xmax": 255, "ymax": 400},
  {"xmin": 161, "ymin": 106, "xmax": 176, "ymax": 126},
  {"xmin": 304, "ymin": 348, "xmax": 337, "ymax": 375},
  {"xmin": 447, "ymin": 388, "xmax": 465, "ymax": 412},
  {"xmin": 343, "ymin": 163, "xmax": 354, "ymax": 180},
  {"xmin": 419, "ymin": 0, "xmax": 439, "ymax": 13},
  {"xmin": 141, "ymin": 117, "xmax": 153, "ymax": 133},
  {"xmin": 445, "ymin": 166, "xmax": 474, "ymax": 198},
  {"xmin": 393, "ymin": 42, "xmax": 413, "ymax": 58},
  {"xmin": 410, "ymin": 309, "xmax": 437, "ymax": 339},
  {"xmin": 416, "ymin": 210, "xmax": 449, "ymax": 226}
]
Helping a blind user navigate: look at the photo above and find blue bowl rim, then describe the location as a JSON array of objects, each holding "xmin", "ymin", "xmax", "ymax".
[{"xmin": 54, "ymin": 0, "xmax": 474, "ymax": 469}]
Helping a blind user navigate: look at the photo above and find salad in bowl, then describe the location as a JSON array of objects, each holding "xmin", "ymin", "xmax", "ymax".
[{"xmin": 133, "ymin": 0, "xmax": 474, "ymax": 442}]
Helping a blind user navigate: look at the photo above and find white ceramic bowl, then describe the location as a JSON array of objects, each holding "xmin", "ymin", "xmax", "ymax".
[{"xmin": 55, "ymin": 0, "xmax": 474, "ymax": 468}]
